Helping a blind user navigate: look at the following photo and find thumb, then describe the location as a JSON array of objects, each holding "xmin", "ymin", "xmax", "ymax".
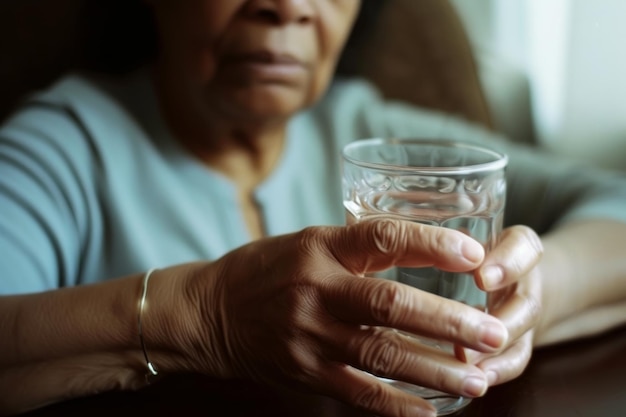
[{"xmin": 327, "ymin": 219, "xmax": 484, "ymax": 275}]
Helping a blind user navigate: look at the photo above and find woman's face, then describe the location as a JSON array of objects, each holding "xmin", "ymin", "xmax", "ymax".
[{"xmin": 150, "ymin": 0, "xmax": 361, "ymax": 123}]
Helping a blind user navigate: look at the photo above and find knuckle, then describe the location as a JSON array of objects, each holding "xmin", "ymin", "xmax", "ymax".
[
  {"xmin": 371, "ymin": 219, "xmax": 406, "ymax": 255},
  {"xmin": 296, "ymin": 226, "xmax": 331, "ymax": 255},
  {"xmin": 498, "ymin": 226, "xmax": 544, "ymax": 278},
  {"xmin": 359, "ymin": 328, "xmax": 404, "ymax": 377},
  {"xmin": 436, "ymin": 302, "xmax": 465, "ymax": 340},
  {"xmin": 351, "ymin": 381, "xmax": 389, "ymax": 413},
  {"xmin": 513, "ymin": 225, "xmax": 544, "ymax": 258},
  {"xmin": 431, "ymin": 227, "xmax": 452, "ymax": 254},
  {"xmin": 507, "ymin": 255, "xmax": 527, "ymax": 276},
  {"xmin": 369, "ymin": 281, "xmax": 406, "ymax": 324},
  {"xmin": 297, "ymin": 226, "xmax": 325, "ymax": 245},
  {"xmin": 431, "ymin": 364, "xmax": 451, "ymax": 392},
  {"xmin": 524, "ymin": 228, "xmax": 544, "ymax": 258}
]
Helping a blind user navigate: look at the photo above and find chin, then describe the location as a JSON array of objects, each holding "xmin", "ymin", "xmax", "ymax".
[{"xmin": 227, "ymin": 85, "xmax": 312, "ymax": 124}]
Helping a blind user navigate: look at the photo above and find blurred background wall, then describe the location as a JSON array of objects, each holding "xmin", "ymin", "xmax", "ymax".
[
  {"xmin": 2, "ymin": 0, "xmax": 625, "ymax": 173},
  {"xmin": 0, "ymin": 0, "xmax": 84, "ymax": 120},
  {"xmin": 451, "ymin": 0, "xmax": 626, "ymax": 171}
]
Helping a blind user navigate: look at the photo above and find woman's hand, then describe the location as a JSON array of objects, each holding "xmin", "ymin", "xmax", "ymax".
[
  {"xmin": 469, "ymin": 225, "xmax": 544, "ymax": 386},
  {"xmin": 179, "ymin": 219, "xmax": 512, "ymax": 417}
]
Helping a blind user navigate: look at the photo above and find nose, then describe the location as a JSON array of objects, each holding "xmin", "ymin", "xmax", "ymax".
[{"xmin": 244, "ymin": 0, "xmax": 315, "ymax": 25}]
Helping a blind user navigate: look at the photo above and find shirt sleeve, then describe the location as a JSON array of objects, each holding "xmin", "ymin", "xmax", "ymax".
[{"xmin": 0, "ymin": 102, "xmax": 96, "ymax": 294}]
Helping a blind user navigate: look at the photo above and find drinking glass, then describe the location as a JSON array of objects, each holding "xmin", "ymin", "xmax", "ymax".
[{"xmin": 341, "ymin": 137, "xmax": 507, "ymax": 415}]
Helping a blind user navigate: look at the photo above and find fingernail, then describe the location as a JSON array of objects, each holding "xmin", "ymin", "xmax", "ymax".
[
  {"xmin": 463, "ymin": 375, "xmax": 488, "ymax": 397},
  {"xmin": 481, "ymin": 265, "xmax": 503, "ymax": 288},
  {"xmin": 461, "ymin": 241, "xmax": 484, "ymax": 263},
  {"xmin": 479, "ymin": 322, "xmax": 508, "ymax": 350}
]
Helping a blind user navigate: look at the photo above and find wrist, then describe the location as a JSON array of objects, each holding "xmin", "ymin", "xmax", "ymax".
[
  {"xmin": 138, "ymin": 262, "xmax": 229, "ymax": 378},
  {"xmin": 136, "ymin": 265, "xmax": 205, "ymax": 374}
]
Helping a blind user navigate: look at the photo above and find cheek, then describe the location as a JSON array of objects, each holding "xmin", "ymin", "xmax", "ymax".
[
  {"xmin": 185, "ymin": 19, "xmax": 225, "ymax": 82},
  {"xmin": 318, "ymin": 1, "xmax": 360, "ymax": 61},
  {"xmin": 159, "ymin": 2, "xmax": 241, "ymax": 82},
  {"xmin": 307, "ymin": 4, "xmax": 360, "ymax": 101}
]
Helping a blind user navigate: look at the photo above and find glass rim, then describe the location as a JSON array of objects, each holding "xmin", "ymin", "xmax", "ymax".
[{"xmin": 342, "ymin": 137, "xmax": 509, "ymax": 175}]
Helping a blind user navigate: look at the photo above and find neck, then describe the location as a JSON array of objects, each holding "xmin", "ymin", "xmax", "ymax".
[{"xmin": 152, "ymin": 69, "xmax": 288, "ymax": 191}]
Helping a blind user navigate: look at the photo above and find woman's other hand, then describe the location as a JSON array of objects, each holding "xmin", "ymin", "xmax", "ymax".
[{"xmin": 469, "ymin": 225, "xmax": 544, "ymax": 387}]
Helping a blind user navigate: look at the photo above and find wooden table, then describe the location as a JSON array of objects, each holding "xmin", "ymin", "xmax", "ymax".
[{"xmin": 21, "ymin": 325, "xmax": 626, "ymax": 417}]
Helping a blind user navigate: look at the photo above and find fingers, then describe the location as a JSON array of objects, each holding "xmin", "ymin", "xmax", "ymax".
[
  {"xmin": 317, "ymin": 363, "xmax": 439, "ymax": 417},
  {"xmin": 461, "ymin": 286, "xmax": 539, "ymax": 376},
  {"xmin": 489, "ymin": 280, "xmax": 542, "ymax": 344},
  {"xmin": 324, "ymin": 324, "xmax": 489, "ymax": 399},
  {"xmin": 476, "ymin": 331, "xmax": 534, "ymax": 386},
  {"xmin": 323, "ymin": 275, "xmax": 508, "ymax": 353},
  {"xmin": 462, "ymin": 263, "xmax": 542, "ymax": 386},
  {"xmin": 328, "ymin": 219, "xmax": 485, "ymax": 274},
  {"xmin": 475, "ymin": 225, "xmax": 543, "ymax": 291}
]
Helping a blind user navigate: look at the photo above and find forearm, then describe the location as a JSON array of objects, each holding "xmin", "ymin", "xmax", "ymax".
[
  {"xmin": 0, "ymin": 265, "xmax": 200, "ymax": 415},
  {"xmin": 0, "ymin": 353, "xmax": 141, "ymax": 413},
  {"xmin": 535, "ymin": 301, "xmax": 626, "ymax": 346},
  {"xmin": 534, "ymin": 220, "xmax": 626, "ymax": 347}
]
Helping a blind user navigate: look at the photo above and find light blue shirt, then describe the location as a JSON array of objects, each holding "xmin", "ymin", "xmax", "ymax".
[{"xmin": 2, "ymin": 71, "xmax": 625, "ymax": 294}]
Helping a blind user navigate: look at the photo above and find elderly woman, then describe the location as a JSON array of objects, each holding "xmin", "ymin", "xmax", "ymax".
[{"xmin": 1, "ymin": 1, "xmax": 626, "ymax": 417}]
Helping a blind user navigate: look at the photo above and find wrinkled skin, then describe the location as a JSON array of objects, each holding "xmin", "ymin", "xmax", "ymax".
[
  {"xmin": 3, "ymin": 2, "xmax": 625, "ymax": 417},
  {"xmin": 145, "ymin": 1, "xmax": 544, "ymax": 416},
  {"xmin": 174, "ymin": 220, "xmax": 542, "ymax": 417},
  {"xmin": 148, "ymin": 0, "xmax": 360, "ymax": 130}
]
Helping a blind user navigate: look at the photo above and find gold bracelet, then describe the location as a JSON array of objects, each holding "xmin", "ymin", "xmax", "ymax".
[{"xmin": 138, "ymin": 268, "xmax": 159, "ymax": 378}]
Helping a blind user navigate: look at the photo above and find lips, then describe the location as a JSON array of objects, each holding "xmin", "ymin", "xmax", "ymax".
[
  {"xmin": 223, "ymin": 50, "xmax": 308, "ymax": 83},
  {"xmin": 229, "ymin": 50, "xmax": 303, "ymax": 65}
]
